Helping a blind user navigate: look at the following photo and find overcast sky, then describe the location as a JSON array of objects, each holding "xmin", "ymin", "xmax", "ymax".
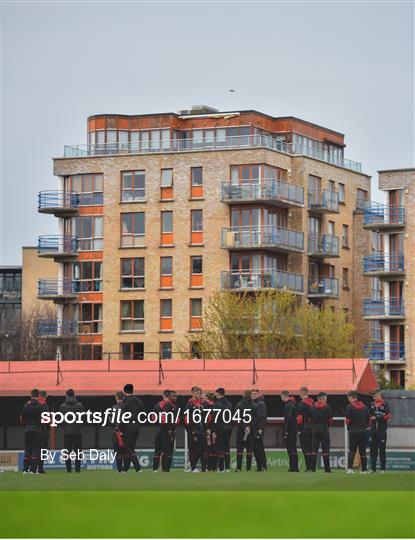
[{"xmin": 1, "ymin": 1, "xmax": 413, "ymax": 265}]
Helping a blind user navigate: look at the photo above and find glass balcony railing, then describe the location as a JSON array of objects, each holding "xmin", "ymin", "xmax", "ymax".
[
  {"xmin": 63, "ymin": 134, "xmax": 362, "ymax": 172},
  {"xmin": 37, "ymin": 235, "xmax": 78, "ymax": 256},
  {"xmin": 308, "ymin": 277, "xmax": 339, "ymax": 297},
  {"xmin": 38, "ymin": 191, "xmax": 79, "ymax": 213},
  {"xmin": 38, "ymin": 278, "xmax": 77, "ymax": 298},
  {"xmin": 308, "ymin": 233, "xmax": 339, "ymax": 257},
  {"xmin": 221, "ymin": 226, "xmax": 304, "ymax": 252},
  {"xmin": 308, "ymin": 189, "xmax": 339, "ymax": 213},
  {"xmin": 364, "ymin": 203, "xmax": 405, "ymax": 227},
  {"xmin": 363, "ymin": 253, "xmax": 404, "ymax": 274},
  {"xmin": 363, "ymin": 298, "xmax": 405, "ymax": 318},
  {"xmin": 221, "ymin": 269, "xmax": 304, "ymax": 293},
  {"xmin": 221, "ymin": 179, "xmax": 304, "ymax": 206},
  {"xmin": 364, "ymin": 342, "xmax": 405, "ymax": 362},
  {"xmin": 36, "ymin": 319, "xmax": 78, "ymax": 337}
]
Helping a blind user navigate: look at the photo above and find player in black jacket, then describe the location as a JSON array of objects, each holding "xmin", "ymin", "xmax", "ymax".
[
  {"xmin": 111, "ymin": 391, "xmax": 125, "ymax": 473},
  {"xmin": 184, "ymin": 386, "xmax": 206, "ymax": 472},
  {"xmin": 235, "ymin": 390, "xmax": 257, "ymax": 472},
  {"xmin": 252, "ymin": 389, "xmax": 267, "ymax": 472},
  {"xmin": 37, "ymin": 390, "xmax": 50, "ymax": 473},
  {"xmin": 203, "ymin": 393, "xmax": 218, "ymax": 471},
  {"xmin": 59, "ymin": 389, "xmax": 85, "ymax": 473},
  {"xmin": 297, "ymin": 386, "xmax": 314, "ymax": 472},
  {"xmin": 345, "ymin": 390, "xmax": 371, "ymax": 474},
  {"xmin": 309, "ymin": 392, "xmax": 333, "ymax": 473},
  {"xmin": 120, "ymin": 383, "xmax": 146, "ymax": 473},
  {"xmin": 20, "ymin": 388, "xmax": 42, "ymax": 473},
  {"xmin": 281, "ymin": 390, "xmax": 299, "ymax": 472},
  {"xmin": 152, "ymin": 390, "xmax": 179, "ymax": 473},
  {"xmin": 369, "ymin": 389, "xmax": 391, "ymax": 473},
  {"xmin": 213, "ymin": 388, "xmax": 233, "ymax": 472}
]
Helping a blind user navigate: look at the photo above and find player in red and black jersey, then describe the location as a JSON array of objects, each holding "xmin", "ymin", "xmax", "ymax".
[
  {"xmin": 37, "ymin": 390, "xmax": 50, "ymax": 473},
  {"xmin": 152, "ymin": 390, "xmax": 179, "ymax": 472},
  {"xmin": 310, "ymin": 392, "xmax": 333, "ymax": 473},
  {"xmin": 297, "ymin": 386, "xmax": 314, "ymax": 472},
  {"xmin": 281, "ymin": 390, "xmax": 299, "ymax": 472},
  {"xmin": 20, "ymin": 389, "xmax": 42, "ymax": 474},
  {"xmin": 345, "ymin": 390, "xmax": 371, "ymax": 473},
  {"xmin": 369, "ymin": 389, "xmax": 391, "ymax": 473},
  {"xmin": 202, "ymin": 392, "xmax": 218, "ymax": 471},
  {"xmin": 184, "ymin": 386, "xmax": 206, "ymax": 472}
]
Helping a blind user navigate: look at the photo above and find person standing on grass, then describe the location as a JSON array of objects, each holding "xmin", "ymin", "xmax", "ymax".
[
  {"xmin": 281, "ymin": 390, "xmax": 299, "ymax": 472},
  {"xmin": 184, "ymin": 386, "xmax": 207, "ymax": 472},
  {"xmin": 345, "ymin": 390, "xmax": 371, "ymax": 474},
  {"xmin": 111, "ymin": 391, "xmax": 126, "ymax": 473},
  {"xmin": 60, "ymin": 389, "xmax": 85, "ymax": 473},
  {"xmin": 309, "ymin": 392, "xmax": 333, "ymax": 473},
  {"xmin": 20, "ymin": 388, "xmax": 42, "ymax": 474},
  {"xmin": 235, "ymin": 390, "xmax": 257, "ymax": 472},
  {"xmin": 120, "ymin": 383, "xmax": 146, "ymax": 473},
  {"xmin": 297, "ymin": 387, "xmax": 314, "ymax": 472},
  {"xmin": 203, "ymin": 392, "xmax": 218, "ymax": 472},
  {"xmin": 369, "ymin": 389, "xmax": 391, "ymax": 474},
  {"xmin": 152, "ymin": 390, "xmax": 179, "ymax": 473},
  {"xmin": 212, "ymin": 387, "xmax": 233, "ymax": 473},
  {"xmin": 251, "ymin": 389, "xmax": 267, "ymax": 472},
  {"xmin": 37, "ymin": 390, "xmax": 50, "ymax": 474}
]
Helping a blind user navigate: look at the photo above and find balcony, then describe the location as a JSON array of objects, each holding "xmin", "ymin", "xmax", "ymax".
[
  {"xmin": 221, "ymin": 269, "xmax": 304, "ymax": 294},
  {"xmin": 363, "ymin": 254, "xmax": 404, "ymax": 278},
  {"xmin": 38, "ymin": 236, "xmax": 78, "ymax": 259},
  {"xmin": 221, "ymin": 226, "xmax": 304, "ymax": 253},
  {"xmin": 63, "ymin": 134, "xmax": 362, "ymax": 172},
  {"xmin": 308, "ymin": 277, "xmax": 339, "ymax": 298},
  {"xmin": 221, "ymin": 180, "xmax": 304, "ymax": 207},
  {"xmin": 363, "ymin": 297, "xmax": 405, "ymax": 320},
  {"xmin": 308, "ymin": 233, "xmax": 339, "ymax": 258},
  {"xmin": 38, "ymin": 191, "xmax": 79, "ymax": 217},
  {"xmin": 308, "ymin": 190, "xmax": 339, "ymax": 213},
  {"xmin": 363, "ymin": 203, "xmax": 405, "ymax": 230},
  {"xmin": 36, "ymin": 319, "xmax": 78, "ymax": 338},
  {"xmin": 37, "ymin": 279, "xmax": 77, "ymax": 302},
  {"xmin": 364, "ymin": 342, "xmax": 405, "ymax": 363}
]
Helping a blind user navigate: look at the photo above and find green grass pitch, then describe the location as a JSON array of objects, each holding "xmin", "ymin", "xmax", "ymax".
[{"xmin": 1, "ymin": 470, "xmax": 414, "ymax": 538}]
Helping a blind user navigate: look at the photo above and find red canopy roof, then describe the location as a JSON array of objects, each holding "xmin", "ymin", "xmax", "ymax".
[{"xmin": 0, "ymin": 358, "xmax": 377, "ymax": 396}]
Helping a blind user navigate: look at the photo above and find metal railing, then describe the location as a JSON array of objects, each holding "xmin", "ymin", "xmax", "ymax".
[
  {"xmin": 37, "ymin": 235, "xmax": 78, "ymax": 255},
  {"xmin": 38, "ymin": 191, "xmax": 79, "ymax": 211},
  {"xmin": 38, "ymin": 278, "xmax": 77, "ymax": 297},
  {"xmin": 308, "ymin": 277, "xmax": 339, "ymax": 297},
  {"xmin": 36, "ymin": 319, "xmax": 78, "ymax": 337},
  {"xmin": 363, "ymin": 253, "xmax": 404, "ymax": 274},
  {"xmin": 221, "ymin": 270, "xmax": 304, "ymax": 293},
  {"xmin": 308, "ymin": 189, "xmax": 339, "ymax": 212},
  {"xmin": 363, "ymin": 298, "xmax": 405, "ymax": 317},
  {"xmin": 221, "ymin": 225, "xmax": 304, "ymax": 251},
  {"xmin": 364, "ymin": 342, "xmax": 405, "ymax": 363},
  {"xmin": 63, "ymin": 134, "xmax": 362, "ymax": 172},
  {"xmin": 308, "ymin": 233, "xmax": 339, "ymax": 257},
  {"xmin": 221, "ymin": 179, "xmax": 304, "ymax": 206},
  {"xmin": 364, "ymin": 204, "xmax": 405, "ymax": 226}
]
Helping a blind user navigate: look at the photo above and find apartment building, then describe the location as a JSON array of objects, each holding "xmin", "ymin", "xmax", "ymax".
[
  {"xmin": 362, "ymin": 168, "xmax": 415, "ymax": 388},
  {"xmin": 36, "ymin": 105, "xmax": 371, "ymax": 360},
  {"xmin": 0, "ymin": 266, "xmax": 21, "ymax": 359}
]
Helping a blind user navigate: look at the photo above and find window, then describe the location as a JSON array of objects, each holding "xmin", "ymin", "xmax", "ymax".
[
  {"xmin": 160, "ymin": 299, "xmax": 173, "ymax": 331},
  {"xmin": 356, "ymin": 188, "xmax": 368, "ymax": 210},
  {"xmin": 190, "ymin": 167, "xmax": 203, "ymax": 199},
  {"xmin": 191, "ymin": 210, "xmax": 203, "ymax": 232},
  {"xmin": 78, "ymin": 303, "xmax": 102, "ymax": 334},
  {"xmin": 342, "ymin": 268, "xmax": 349, "ymax": 289},
  {"xmin": 121, "ymin": 342, "xmax": 144, "ymax": 360},
  {"xmin": 72, "ymin": 216, "xmax": 103, "ymax": 251},
  {"xmin": 121, "ymin": 258, "xmax": 145, "ymax": 289},
  {"xmin": 121, "ymin": 212, "xmax": 145, "ymax": 247},
  {"xmin": 161, "ymin": 169, "xmax": 173, "ymax": 187},
  {"xmin": 190, "ymin": 256, "xmax": 203, "ymax": 288},
  {"xmin": 343, "ymin": 308, "xmax": 349, "ymax": 323},
  {"xmin": 160, "ymin": 342, "xmax": 172, "ymax": 360},
  {"xmin": 121, "ymin": 171, "xmax": 145, "ymax": 202},
  {"xmin": 190, "ymin": 298, "xmax": 202, "ymax": 330},
  {"xmin": 66, "ymin": 174, "xmax": 103, "ymax": 205},
  {"xmin": 161, "ymin": 211, "xmax": 173, "ymax": 233},
  {"xmin": 328, "ymin": 180, "xmax": 335, "ymax": 192},
  {"xmin": 160, "ymin": 257, "xmax": 173, "ymax": 288},
  {"xmin": 121, "ymin": 300, "xmax": 144, "ymax": 331},
  {"xmin": 80, "ymin": 344, "xmax": 102, "ymax": 360},
  {"xmin": 342, "ymin": 224, "xmax": 349, "ymax": 248},
  {"xmin": 339, "ymin": 183, "xmax": 345, "ymax": 204},
  {"xmin": 73, "ymin": 261, "xmax": 103, "ymax": 292},
  {"xmin": 191, "ymin": 256, "xmax": 202, "ymax": 274},
  {"xmin": 372, "ymin": 277, "xmax": 382, "ymax": 300},
  {"xmin": 328, "ymin": 221, "xmax": 335, "ymax": 236}
]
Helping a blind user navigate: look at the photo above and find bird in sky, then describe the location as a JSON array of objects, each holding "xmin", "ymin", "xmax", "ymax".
[{"xmin": 228, "ymin": 89, "xmax": 237, "ymax": 93}]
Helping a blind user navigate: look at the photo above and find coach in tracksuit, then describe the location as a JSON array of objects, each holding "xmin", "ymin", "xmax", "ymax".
[
  {"xmin": 369, "ymin": 389, "xmax": 391, "ymax": 473},
  {"xmin": 20, "ymin": 388, "xmax": 42, "ymax": 474},
  {"xmin": 111, "ymin": 391, "xmax": 126, "ymax": 473},
  {"xmin": 37, "ymin": 390, "xmax": 50, "ymax": 473},
  {"xmin": 213, "ymin": 388, "xmax": 234, "ymax": 472},
  {"xmin": 281, "ymin": 390, "xmax": 299, "ymax": 472},
  {"xmin": 60, "ymin": 389, "xmax": 85, "ymax": 473},
  {"xmin": 120, "ymin": 383, "xmax": 146, "ymax": 473},
  {"xmin": 345, "ymin": 390, "xmax": 371, "ymax": 474},
  {"xmin": 310, "ymin": 392, "xmax": 333, "ymax": 473},
  {"xmin": 235, "ymin": 390, "xmax": 257, "ymax": 472},
  {"xmin": 252, "ymin": 389, "xmax": 267, "ymax": 472},
  {"xmin": 297, "ymin": 386, "xmax": 314, "ymax": 472},
  {"xmin": 152, "ymin": 390, "xmax": 179, "ymax": 473}
]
